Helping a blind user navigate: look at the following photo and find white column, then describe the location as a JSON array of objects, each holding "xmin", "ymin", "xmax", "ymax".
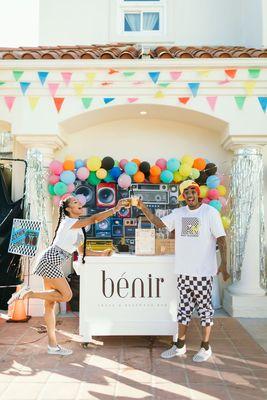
[{"xmin": 222, "ymin": 137, "xmax": 267, "ymax": 317}]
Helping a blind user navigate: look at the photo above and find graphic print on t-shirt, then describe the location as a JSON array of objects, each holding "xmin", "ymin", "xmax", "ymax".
[{"xmin": 181, "ymin": 217, "xmax": 200, "ymax": 237}]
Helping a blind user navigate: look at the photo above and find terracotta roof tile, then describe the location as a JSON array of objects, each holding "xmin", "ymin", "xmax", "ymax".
[{"xmin": 0, "ymin": 44, "xmax": 266, "ymax": 59}]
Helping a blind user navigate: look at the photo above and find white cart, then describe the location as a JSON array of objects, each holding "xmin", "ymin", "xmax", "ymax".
[{"xmin": 73, "ymin": 254, "xmax": 178, "ymax": 347}]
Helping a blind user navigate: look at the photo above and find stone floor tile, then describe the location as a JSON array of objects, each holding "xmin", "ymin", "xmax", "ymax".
[
  {"xmin": 39, "ymin": 382, "xmax": 81, "ymax": 399},
  {"xmin": 189, "ymin": 384, "xmax": 231, "ymax": 400},
  {"xmin": 227, "ymin": 386, "xmax": 266, "ymax": 400},
  {"xmin": 1, "ymin": 382, "xmax": 44, "ymax": 399},
  {"xmin": 77, "ymin": 382, "xmax": 116, "ymax": 400},
  {"xmin": 152, "ymin": 382, "xmax": 191, "ymax": 399},
  {"xmin": 115, "ymin": 381, "xmax": 154, "ymax": 399}
]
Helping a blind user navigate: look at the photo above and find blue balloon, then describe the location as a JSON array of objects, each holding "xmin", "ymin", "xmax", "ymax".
[
  {"xmin": 124, "ymin": 161, "xmax": 138, "ymax": 176},
  {"xmin": 206, "ymin": 175, "xmax": 220, "ymax": 189},
  {"xmin": 60, "ymin": 170, "xmax": 76, "ymax": 185},
  {"xmin": 167, "ymin": 158, "xmax": 180, "ymax": 172},
  {"xmin": 75, "ymin": 159, "xmax": 84, "ymax": 169},
  {"xmin": 209, "ymin": 200, "xmax": 222, "ymax": 212},
  {"xmin": 160, "ymin": 170, "xmax": 174, "ymax": 183},
  {"xmin": 110, "ymin": 166, "xmax": 122, "ymax": 180}
]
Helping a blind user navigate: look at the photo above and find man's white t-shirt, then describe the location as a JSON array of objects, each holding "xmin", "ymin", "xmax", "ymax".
[
  {"xmin": 53, "ymin": 217, "xmax": 84, "ymax": 254},
  {"xmin": 161, "ymin": 204, "xmax": 226, "ymax": 277}
]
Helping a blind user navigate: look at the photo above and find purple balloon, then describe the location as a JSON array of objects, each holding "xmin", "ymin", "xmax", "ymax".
[{"xmin": 118, "ymin": 173, "xmax": 132, "ymax": 189}]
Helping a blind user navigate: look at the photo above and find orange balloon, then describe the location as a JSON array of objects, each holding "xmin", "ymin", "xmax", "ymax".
[
  {"xmin": 150, "ymin": 165, "xmax": 161, "ymax": 176},
  {"xmin": 132, "ymin": 158, "xmax": 141, "ymax": 166},
  {"xmin": 193, "ymin": 158, "xmax": 206, "ymax": 171},
  {"xmin": 133, "ymin": 171, "xmax": 145, "ymax": 183},
  {"xmin": 149, "ymin": 175, "xmax": 161, "ymax": 184},
  {"xmin": 63, "ymin": 160, "xmax": 75, "ymax": 170}
]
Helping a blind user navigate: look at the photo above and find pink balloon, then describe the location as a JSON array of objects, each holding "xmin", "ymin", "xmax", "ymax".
[
  {"xmin": 76, "ymin": 166, "xmax": 90, "ymax": 181},
  {"xmin": 202, "ymin": 197, "xmax": 210, "ymax": 204},
  {"xmin": 156, "ymin": 158, "xmax": 167, "ymax": 170},
  {"xmin": 219, "ymin": 196, "xmax": 227, "ymax": 211},
  {"xmin": 67, "ymin": 183, "xmax": 75, "ymax": 193},
  {"xmin": 118, "ymin": 173, "xmax": 132, "ymax": 189},
  {"xmin": 49, "ymin": 160, "xmax": 63, "ymax": 176},
  {"xmin": 119, "ymin": 159, "xmax": 128, "ymax": 170},
  {"xmin": 207, "ymin": 189, "xmax": 219, "ymax": 200},
  {"xmin": 49, "ymin": 174, "xmax": 60, "ymax": 185},
  {"xmin": 53, "ymin": 195, "xmax": 61, "ymax": 206},
  {"xmin": 75, "ymin": 194, "xmax": 86, "ymax": 206}
]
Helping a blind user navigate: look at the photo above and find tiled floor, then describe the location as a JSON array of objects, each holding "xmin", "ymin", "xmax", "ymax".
[{"xmin": 0, "ymin": 316, "xmax": 266, "ymax": 400}]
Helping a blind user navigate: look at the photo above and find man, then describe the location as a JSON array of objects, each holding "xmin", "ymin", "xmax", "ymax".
[{"xmin": 135, "ymin": 180, "xmax": 230, "ymax": 362}]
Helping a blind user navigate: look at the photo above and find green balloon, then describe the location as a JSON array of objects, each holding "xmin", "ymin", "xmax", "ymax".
[
  {"xmin": 48, "ymin": 184, "xmax": 55, "ymax": 196},
  {"xmin": 87, "ymin": 171, "xmax": 101, "ymax": 186},
  {"xmin": 54, "ymin": 182, "xmax": 67, "ymax": 196}
]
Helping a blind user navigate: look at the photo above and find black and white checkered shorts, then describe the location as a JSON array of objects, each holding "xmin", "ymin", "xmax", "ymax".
[
  {"xmin": 177, "ymin": 275, "xmax": 214, "ymax": 327},
  {"xmin": 33, "ymin": 245, "xmax": 71, "ymax": 279}
]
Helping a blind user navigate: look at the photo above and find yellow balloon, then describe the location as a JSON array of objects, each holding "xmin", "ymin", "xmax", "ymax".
[
  {"xmin": 181, "ymin": 155, "xmax": 194, "ymax": 167},
  {"xmin": 199, "ymin": 185, "xmax": 208, "ymax": 198},
  {"xmin": 221, "ymin": 216, "xmax": 231, "ymax": 230},
  {"xmin": 96, "ymin": 168, "xmax": 107, "ymax": 179},
  {"xmin": 179, "ymin": 163, "xmax": 192, "ymax": 177},
  {"xmin": 217, "ymin": 185, "xmax": 227, "ymax": 196},
  {"xmin": 87, "ymin": 156, "xmax": 102, "ymax": 171},
  {"xmin": 173, "ymin": 171, "xmax": 183, "ymax": 183}
]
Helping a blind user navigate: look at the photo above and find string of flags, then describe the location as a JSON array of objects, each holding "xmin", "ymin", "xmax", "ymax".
[{"xmin": 0, "ymin": 68, "xmax": 266, "ymax": 113}]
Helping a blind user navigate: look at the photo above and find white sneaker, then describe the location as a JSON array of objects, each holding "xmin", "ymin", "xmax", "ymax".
[
  {"xmin": 7, "ymin": 285, "xmax": 31, "ymax": 305},
  {"xmin": 47, "ymin": 345, "xmax": 73, "ymax": 356},
  {"xmin": 193, "ymin": 347, "xmax": 212, "ymax": 362},
  {"xmin": 161, "ymin": 344, "xmax": 187, "ymax": 359}
]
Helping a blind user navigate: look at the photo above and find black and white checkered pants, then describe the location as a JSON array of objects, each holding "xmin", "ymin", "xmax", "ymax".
[{"xmin": 177, "ymin": 275, "xmax": 214, "ymax": 327}]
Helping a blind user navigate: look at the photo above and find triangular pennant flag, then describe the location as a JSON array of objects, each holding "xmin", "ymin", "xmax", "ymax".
[
  {"xmin": 225, "ymin": 69, "xmax": 237, "ymax": 79},
  {"xmin": 13, "ymin": 70, "xmax": 24, "ymax": 81},
  {"xmin": 19, "ymin": 82, "xmax": 31, "ymax": 95},
  {"xmin": 61, "ymin": 72, "xmax": 72, "ymax": 86},
  {"xmin": 127, "ymin": 98, "xmax": 138, "ymax": 103},
  {"xmin": 170, "ymin": 71, "xmax": 182, "ymax": 81},
  {"xmin": 258, "ymin": 97, "xmax": 267, "ymax": 113},
  {"xmin": 154, "ymin": 91, "xmax": 165, "ymax": 99},
  {"xmin": 38, "ymin": 71, "xmax": 49, "ymax": 86},
  {"xmin": 197, "ymin": 70, "xmax": 210, "ymax": 77},
  {"xmin": 101, "ymin": 81, "xmax": 112, "ymax": 86},
  {"xmin": 0, "ymin": 81, "xmax": 5, "ymax": 85},
  {"xmin": 4, "ymin": 96, "xmax": 16, "ymax": 111},
  {"xmin": 218, "ymin": 79, "xmax": 230, "ymax": 85},
  {"xmin": 159, "ymin": 82, "xmax": 170, "ymax": 88},
  {"xmin": 53, "ymin": 97, "xmax": 64, "ymax": 113},
  {"xmin": 248, "ymin": 69, "xmax": 260, "ymax": 79},
  {"xmin": 206, "ymin": 96, "xmax": 217, "ymax": 111},
  {"xmin": 244, "ymin": 81, "xmax": 256, "ymax": 96},
  {"xmin": 103, "ymin": 98, "xmax": 115, "ymax": 104},
  {"xmin": 73, "ymin": 83, "xmax": 85, "ymax": 96},
  {"xmin": 108, "ymin": 68, "xmax": 119, "ymax": 75},
  {"xmin": 179, "ymin": 97, "xmax": 190, "ymax": 105},
  {"xmin": 28, "ymin": 96, "xmax": 40, "ymax": 111},
  {"xmin": 148, "ymin": 72, "xmax": 160, "ymax": 84},
  {"xmin": 86, "ymin": 72, "xmax": 96, "ymax": 86},
  {"xmin": 188, "ymin": 82, "xmax": 200, "ymax": 97},
  {"xmin": 81, "ymin": 97, "xmax": 93, "ymax": 109},
  {"xmin": 234, "ymin": 96, "xmax": 246, "ymax": 110},
  {"xmin": 123, "ymin": 71, "xmax": 135, "ymax": 78},
  {"xmin": 48, "ymin": 83, "xmax": 59, "ymax": 97}
]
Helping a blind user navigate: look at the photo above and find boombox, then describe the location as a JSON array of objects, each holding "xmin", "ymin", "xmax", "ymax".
[
  {"xmin": 130, "ymin": 183, "xmax": 179, "ymax": 210},
  {"xmin": 96, "ymin": 183, "xmax": 116, "ymax": 208},
  {"xmin": 123, "ymin": 218, "xmax": 138, "ymax": 238}
]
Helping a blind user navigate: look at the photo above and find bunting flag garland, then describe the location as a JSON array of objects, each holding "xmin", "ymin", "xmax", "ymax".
[
  {"xmin": 234, "ymin": 96, "xmax": 246, "ymax": 110},
  {"xmin": 81, "ymin": 97, "xmax": 93, "ymax": 109},
  {"xmin": 101, "ymin": 81, "xmax": 113, "ymax": 86},
  {"xmin": 20, "ymin": 82, "xmax": 31, "ymax": 95},
  {"xmin": 4, "ymin": 96, "xmax": 16, "ymax": 111},
  {"xmin": 218, "ymin": 79, "xmax": 230, "ymax": 85},
  {"xmin": 86, "ymin": 72, "xmax": 96, "ymax": 86},
  {"xmin": 0, "ymin": 81, "xmax": 5, "ymax": 86},
  {"xmin": 53, "ymin": 97, "xmax": 64, "ymax": 113},
  {"xmin": 61, "ymin": 72, "xmax": 72, "ymax": 86},
  {"xmin": 197, "ymin": 70, "xmax": 210, "ymax": 77},
  {"xmin": 103, "ymin": 98, "xmax": 115, "ymax": 104},
  {"xmin": 179, "ymin": 97, "xmax": 190, "ymax": 104},
  {"xmin": 225, "ymin": 69, "xmax": 237, "ymax": 79},
  {"xmin": 48, "ymin": 83, "xmax": 59, "ymax": 97},
  {"xmin": 73, "ymin": 83, "xmax": 85, "ymax": 96},
  {"xmin": 158, "ymin": 82, "xmax": 170, "ymax": 88},
  {"xmin": 108, "ymin": 68, "xmax": 119, "ymax": 75},
  {"xmin": 28, "ymin": 96, "xmax": 40, "ymax": 111},
  {"xmin": 170, "ymin": 71, "xmax": 182, "ymax": 81},
  {"xmin": 206, "ymin": 96, "xmax": 218, "ymax": 111},
  {"xmin": 127, "ymin": 98, "xmax": 139, "ymax": 103},
  {"xmin": 248, "ymin": 69, "xmax": 260, "ymax": 79},
  {"xmin": 148, "ymin": 72, "xmax": 160, "ymax": 84},
  {"xmin": 38, "ymin": 71, "xmax": 49, "ymax": 86},
  {"xmin": 188, "ymin": 82, "xmax": 200, "ymax": 97},
  {"xmin": 123, "ymin": 71, "xmax": 135, "ymax": 77},
  {"xmin": 244, "ymin": 81, "xmax": 256, "ymax": 96},
  {"xmin": 13, "ymin": 70, "xmax": 24, "ymax": 81},
  {"xmin": 258, "ymin": 97, "xmax": 267, "ymax": 113},
  {"xmin": 154, "ymin": 91, "xmax": 165, "ymax": 99}
]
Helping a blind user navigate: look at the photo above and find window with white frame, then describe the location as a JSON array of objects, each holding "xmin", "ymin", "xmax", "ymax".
[{"xmin": 120, "ymin": 0, "xmax": 164, "ymax": 34}]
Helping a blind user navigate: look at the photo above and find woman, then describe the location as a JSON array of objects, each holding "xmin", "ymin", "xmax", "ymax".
[{"xmin": 8, "ymin": 195, "xmax": 130, "ymax": 356}]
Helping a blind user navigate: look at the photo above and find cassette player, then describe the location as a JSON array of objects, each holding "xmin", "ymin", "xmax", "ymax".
[{"xmin": 130, "ymin": 183, "xmax": 179, "ymax": 208}]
